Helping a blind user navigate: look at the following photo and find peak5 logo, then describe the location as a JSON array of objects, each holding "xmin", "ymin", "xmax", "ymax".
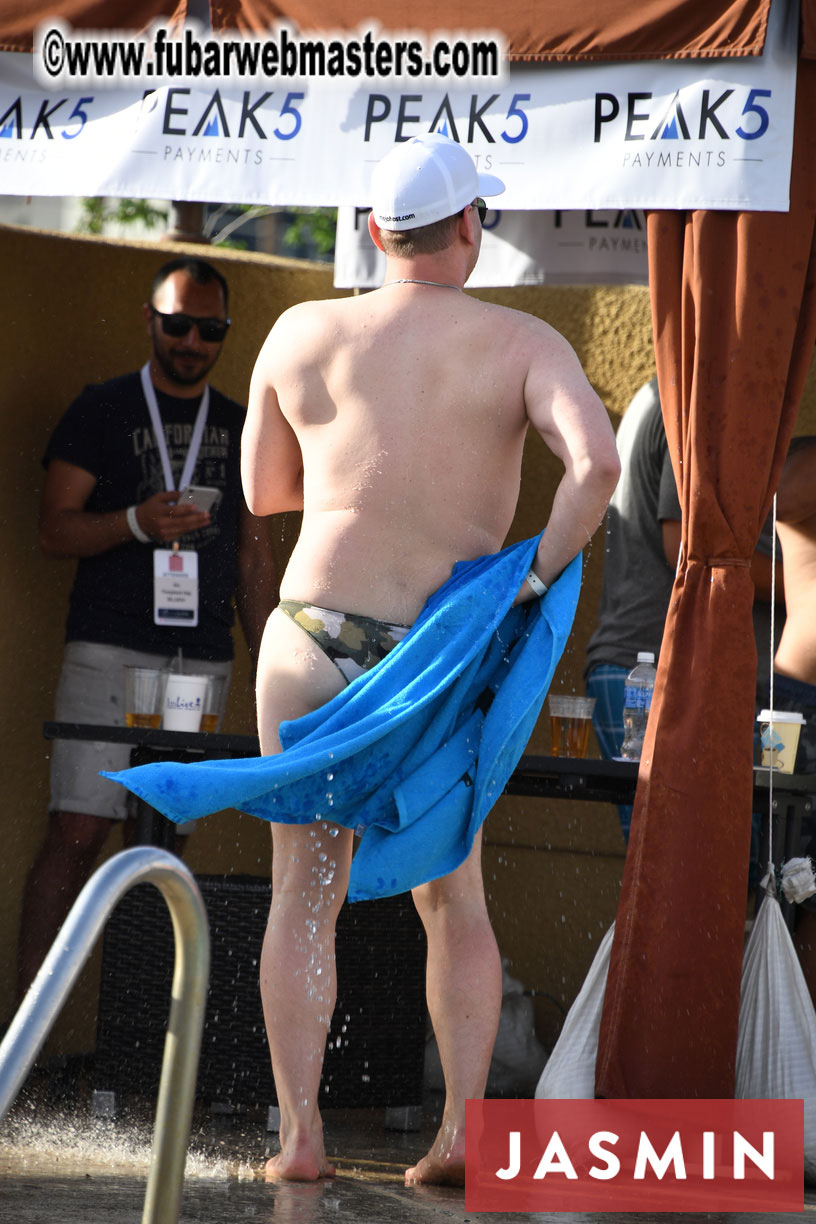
[{"xmin": 594, "ymin": 87, "xmax": 772, "ymax": 143}]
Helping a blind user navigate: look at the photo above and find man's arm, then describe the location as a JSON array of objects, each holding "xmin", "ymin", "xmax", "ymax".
[
  {"xmin": 662, "ymin": 517, "xmax": 783, "ymax": 602},
  {"xmin": 39, "ymin": 458, "xmax": 211, "ymax": 558},
  {"xmin": 520, "ymin": 326, "xmax": 620, "ymax": 598},
  {"xmin": 775, "ymin": 439, "xmax": 816, "ymax": 525},
  {"xmin": 661, "ymin": 519, "xmax": 682, "ymax": 569},
  {"xmin": 234, "ymin": 501, "xmax": 281, "ymax": 668},
  {"xmin": 242, "ymin": 317, "xmax": 305, "ymax": 517}
]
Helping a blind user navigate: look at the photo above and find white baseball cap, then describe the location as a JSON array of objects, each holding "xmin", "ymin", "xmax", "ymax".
[{"xmin": 370, "ymin": 133, "xmax": 505, "ymax": 232}]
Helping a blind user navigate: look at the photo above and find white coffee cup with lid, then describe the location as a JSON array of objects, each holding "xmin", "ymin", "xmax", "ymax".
[{"xmin": 756, "ymin": 709, "xmax": 806, "ymax": 774}]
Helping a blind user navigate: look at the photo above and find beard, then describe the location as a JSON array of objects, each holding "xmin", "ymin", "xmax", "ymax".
[{"xmin": 152, "ymin": 337, "xmax": 219, "ymax": 387}]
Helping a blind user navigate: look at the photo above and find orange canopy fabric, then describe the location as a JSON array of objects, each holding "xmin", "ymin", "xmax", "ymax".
[
  {"xmin": 6, "ymin": 1, "xmax": 816, "ymax": 61},
  {"xmin": 0, "ymin": 0, "xmax": 187, "ymax": 52},
  {"xmin": 596, "ymin": 51, "xmax": 816, "ymax": 1098},
  {"xmin": 210, "ymin": 0, "xmax": 773, "ymax": 60},
  {"xmin": 0, "ymin": 0, "xmax": 778, "ymax": 58},
  {"xmin": 5, "ymin": 1, "xmax": 816, "ymax": 59}
]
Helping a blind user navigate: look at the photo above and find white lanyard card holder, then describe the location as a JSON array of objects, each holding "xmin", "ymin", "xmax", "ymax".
[{"xmin": 153, "ymin": 548, "xmax": 199, "ymax": 628}]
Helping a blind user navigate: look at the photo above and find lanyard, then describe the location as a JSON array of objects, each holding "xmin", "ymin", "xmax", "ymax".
[{"xmin": 140, "ymin": 362, "xmax": 209, "ymax": 493}]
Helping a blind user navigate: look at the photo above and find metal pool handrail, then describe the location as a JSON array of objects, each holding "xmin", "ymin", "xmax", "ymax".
[{"xmin": 0, "ymin": 846, "xmax": 210, "ymax": 1224}]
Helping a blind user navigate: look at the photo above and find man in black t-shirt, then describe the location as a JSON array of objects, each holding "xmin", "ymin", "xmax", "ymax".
[{"xmin": 17, "ymin": 257, "xmax": 279, "ymax": 998}]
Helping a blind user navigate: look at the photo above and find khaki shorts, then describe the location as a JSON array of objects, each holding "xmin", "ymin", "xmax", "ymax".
[{"xmin": 50, "ymin": 641, "xmax": 232, "ymax": 822}]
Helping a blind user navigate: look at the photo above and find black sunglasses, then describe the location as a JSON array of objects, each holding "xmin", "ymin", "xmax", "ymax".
[
  {"xmin": 150, "ymin": 305, "xmax": 231, "ymax": 344},
  {"xmin": 460, "ymin": 198, "xmax": 487, "ymax": 224}
]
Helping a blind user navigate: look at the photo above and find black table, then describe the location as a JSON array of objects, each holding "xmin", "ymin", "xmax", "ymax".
[
  {"xmin": 43, "ymin": 721, "xmax": 260, "ymax": 758},
  {"xmin": 42, "ymin": 722, "xmax": 814, "ymax": 865},
  {"xmin": 43, "ymin": 722, "xmax": 641, "ymax": 820},
  {"xmin": 44, "ymin": 721, "xmax": 262, "ymax": 847}
]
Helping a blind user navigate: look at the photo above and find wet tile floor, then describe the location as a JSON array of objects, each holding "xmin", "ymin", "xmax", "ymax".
[{"xmin": 1, "ymin": 1067, "xmax": 815, "ymax": 1223}]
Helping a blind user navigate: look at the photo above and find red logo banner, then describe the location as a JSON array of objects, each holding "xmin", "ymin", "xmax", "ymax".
[{"xmin": 465, "ymin": 1099, "xmax": 803, "ymax": 1212}]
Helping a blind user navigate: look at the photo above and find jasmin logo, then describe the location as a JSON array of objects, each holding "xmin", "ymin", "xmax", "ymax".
[{"xmin": 465, "ymin": 1099, "xmax": 803, "ymax": 1212}]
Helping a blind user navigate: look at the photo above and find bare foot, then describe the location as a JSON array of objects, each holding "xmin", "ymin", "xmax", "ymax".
[
  {"xmin": 405, "ymin": 1131, "xmax": 466, "ymax": 1186},
  {"xmin": 405, "ymin": 1151, "xmax": 465, "ymax": 1186},
  {"xmin": 264, "ymin": 1130, "xmax": 336, "ymax": 1182}
]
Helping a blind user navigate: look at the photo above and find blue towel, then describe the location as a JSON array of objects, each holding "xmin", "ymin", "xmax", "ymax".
[{"xmin": 104, "ymin": 534, "xmax": 581, "ymax": 900}]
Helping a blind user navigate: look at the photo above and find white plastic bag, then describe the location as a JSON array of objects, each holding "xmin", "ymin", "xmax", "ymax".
[
  {"xmin": 535, "ymin": 924, "xmax": 615, "ymax": 1100},
  {"xmin": 487, "ymin": 960, "xmax": 549, "ymax": 1095},
  {"xmin": 736, "ymin": 891, "xmax": 816, "ymax": 1180},
  {"xmin": 424, "ymin": 958, "xmax": 548, "ymax": 1095}
]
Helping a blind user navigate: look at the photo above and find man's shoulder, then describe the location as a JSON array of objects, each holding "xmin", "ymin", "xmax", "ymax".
[
  {"xmin": 69, "ymin": 370, "xmax": 142, "ymax": 408},
  {"xmin": 276, "ymin": 297, "xmax": 345, "ymax": 328},
  {"xmin": 44, "ymin": 372, "xmax": 143, "ymax": 467},
  {"xmin": 477, "ymin": 299, "xmax": 580, "ymax": 366},
  {"xmin": 276, "ymin": 296, "xmax": 338, "ymax": 318},
  {"xmin": 259, "ymin": 297, "xmax": 350, "ymax": 365},
  {"xmin": 480, "ymin": 299, "xmax": 550, "ymax": 331},
  {"xmin": 260, "ymin": 298, "xmax": 329, "ymax": 344},
  {"xmin": 616, "ymin": 379, "xmax": 662, "ymax": 447},
  {"xmin": 208, "ymin": 384, "xmax": 246, "ymax": 417},
  {"xmin": 788, "ymin": 435, "xmax": 816, "ymax": 454}
]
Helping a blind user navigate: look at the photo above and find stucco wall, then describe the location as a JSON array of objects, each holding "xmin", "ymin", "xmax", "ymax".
[
  {"xmin": 2, "ymin": 222, "xmax": 813, "ymax": 1059},
  {"xmin": 0, "ymin": 226, "xmax": 338, "ymax": 1050}
]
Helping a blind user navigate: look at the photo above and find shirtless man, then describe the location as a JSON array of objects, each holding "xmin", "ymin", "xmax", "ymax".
[
  {"xmin": 773, "ymin": 437, "xmax": 816, "ymax": 995},
  {"xmin": 775, "ymin": 438, "xmax": 816, "ymax": 699},
  {"xmin": 242, "ymin": 134, "xmax": 620, "ymax": 1185}
]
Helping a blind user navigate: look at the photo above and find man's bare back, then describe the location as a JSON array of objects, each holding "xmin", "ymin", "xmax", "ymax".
[{"xmin": 244, "ymin": 285, "xmax": 611, "ymax": 626}]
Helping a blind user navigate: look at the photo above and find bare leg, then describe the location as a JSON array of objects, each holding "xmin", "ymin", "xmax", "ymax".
[
  {"xmin": 17, "ymin": 810, "xmax": 113, "ymax": 1001},
  {"xmin": 261, "ymin": 820, "xmax": 353, "ymax": 1180},
  {"xmin": 405, "ymin": 829, "xmax": 502, "ymax": 1185},
  {"xmin": 256, "ymin": 610, "xmax": 351, "ymax": 1181}
]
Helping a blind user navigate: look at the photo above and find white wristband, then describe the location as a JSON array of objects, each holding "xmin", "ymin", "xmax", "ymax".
[
  {"xmin": 525, "ymin": 568, "xmax": 548, "ymax": 597},
  {"xmin": 126, "ymin": 504, "xmax": 151, "ymax": 544}
]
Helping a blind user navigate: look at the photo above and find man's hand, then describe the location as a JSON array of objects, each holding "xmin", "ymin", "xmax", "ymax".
[
  {"xmin": 135, "ymin": 490, "xmax": 211, "ymax": 543},
  {"xmin": 39, "ymin": 458, "xmax": 211, "ymax": 558}
]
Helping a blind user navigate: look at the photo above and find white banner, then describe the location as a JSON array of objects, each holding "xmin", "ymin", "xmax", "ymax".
[
  {"xmin": 0, "ymin": 0, "xmax": 797, "ymax": 210},
  {"xmin": 334, "ymin": 207, "xmax": 649, "ymax": 288}
]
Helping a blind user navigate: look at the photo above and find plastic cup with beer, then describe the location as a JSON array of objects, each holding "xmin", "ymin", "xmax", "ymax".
[
  {"xmin": 757, "ymin": 709, "xmax": 805, "ymax": 774},
  {"xmin": 162, "ymin": 673, "xmax": 210, "ymax": 732},
  {"xmin": 124, "ymin": 667, "xmax": 167, "ymax": 729},
  {"xmin": 200, "ymin": 673, "xmax": 227, "ymax": 733},
  {"xmin": 549, "ymin": 694, "xmax": 596, "ymax": 758}
]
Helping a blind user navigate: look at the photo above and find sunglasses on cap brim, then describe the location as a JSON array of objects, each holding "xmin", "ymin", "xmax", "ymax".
[{"xmin": 150, "ymin": 305, "xmax": 231, "ymax": 344}]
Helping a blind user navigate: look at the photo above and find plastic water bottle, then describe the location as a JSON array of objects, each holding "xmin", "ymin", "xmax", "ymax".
[{"xmin": 620, "ymin": 651, "xmax": 657, "ymax": 761}]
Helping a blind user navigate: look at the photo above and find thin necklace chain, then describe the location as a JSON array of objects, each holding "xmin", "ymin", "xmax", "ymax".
[{"xmin": 385, "ymin": 278, "xmax": 462, "ymax": 291}]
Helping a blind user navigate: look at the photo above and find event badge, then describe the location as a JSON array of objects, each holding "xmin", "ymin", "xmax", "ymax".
[{"xmin": 153, "ymin": 549, "xmax": 199, "ymax": 628}]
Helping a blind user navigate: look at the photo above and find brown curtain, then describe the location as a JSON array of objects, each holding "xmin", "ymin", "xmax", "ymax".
[
  {"xmin": 596, "ymin": 52, "xmax": 816, "ymax": 1099},
  {"xmin": 804, "ymin": 0, "xmax": 816, "ymax": 55}
]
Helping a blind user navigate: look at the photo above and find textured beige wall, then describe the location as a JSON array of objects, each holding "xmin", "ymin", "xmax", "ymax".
[
  {"xmin": 0, "ymin": 226, "xmax": 337, "ymax": 1050},
  {"xmin": 4, "ymin": 223, "xmax": 812, "ymax": 1058}
]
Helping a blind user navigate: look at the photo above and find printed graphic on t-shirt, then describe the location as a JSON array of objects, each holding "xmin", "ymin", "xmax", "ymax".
[{"xmin": 133, "ymin": 420, "xmax": 232, "ymax": 551}]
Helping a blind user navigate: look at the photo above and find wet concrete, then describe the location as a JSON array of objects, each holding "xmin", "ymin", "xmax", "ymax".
[{"xmin": 1, "ymin": 1068, "xmax": 815, "ymax": 1223}]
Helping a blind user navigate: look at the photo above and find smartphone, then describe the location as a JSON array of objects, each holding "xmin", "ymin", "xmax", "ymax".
[{"xmin": 179, "ymin": 485, "xmax": 222, "ymax": 513}]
